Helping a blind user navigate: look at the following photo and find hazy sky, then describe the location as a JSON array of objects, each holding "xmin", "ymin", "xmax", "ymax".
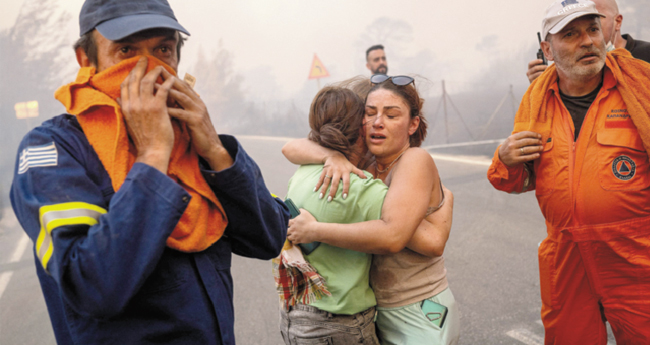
[{"xmin": 0, "ymin": 0, "xmax": 584, "ymax": 98}]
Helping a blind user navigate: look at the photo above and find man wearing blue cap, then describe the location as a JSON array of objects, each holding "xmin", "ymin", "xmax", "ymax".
[{"xmin": 10, "ymin": 0, "xmax": 290, "ymax": 344}]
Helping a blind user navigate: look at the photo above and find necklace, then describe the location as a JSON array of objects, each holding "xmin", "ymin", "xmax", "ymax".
[{"xmin": 375, "ymin": 147, "xmax": 409, "ymax": 175}]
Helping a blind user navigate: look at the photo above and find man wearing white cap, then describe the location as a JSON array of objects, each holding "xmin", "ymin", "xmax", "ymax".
[
  {"xmin": 488, "ymin": 0, "xmax": 650, "ymax": 343},
  {"xmin": 10, "ymin": 0, "xmax": 289, "ymax": 344},
  {"xmin": 527, "ymin": 0, "xmax": 650, "ymax": 83}
]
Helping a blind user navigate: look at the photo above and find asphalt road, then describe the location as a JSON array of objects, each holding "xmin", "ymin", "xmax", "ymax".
[{"xmin": 0, "ymin": 136, "xmax": 616, "ymax": 344}]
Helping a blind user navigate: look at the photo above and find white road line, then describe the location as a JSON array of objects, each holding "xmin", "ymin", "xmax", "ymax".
[
  {"xmin": 10, "ymin": 233, "xmax": 30, "ymax": 263},
  {"xmin": 235, "ymin": 135, "xmax": 296, "ymax": 142},
  {"xmin": 506, "ymin": 328, "xmax": 544, "ymax": 345},
  {"xmin": 0, "ymin": 208, "xmax": 18, "ymax": 229},
  {"xmin": 0, "ymin": 228, "xmax": 31, "ymax": 301},
  {"xmin": 236, "ymin": 136, "xmax": 502, "ymax": 156},
  {"xmin": 430, "ymin": 153, "xmax": 492, "ymax": 167},
  {"xmin": 235, "ymin": 135, "xmax": 495, "ymax": 166},
  {"xmin": 535, "ymin": 319, "xmax": 613, "ymax": 345},
  {"xmin": 422, "ymin": 138, "xmax": 505, "ymax": 150},
  {"xmin": 0, "ymin": 271, "xmax": 14, "ymax": 301}
]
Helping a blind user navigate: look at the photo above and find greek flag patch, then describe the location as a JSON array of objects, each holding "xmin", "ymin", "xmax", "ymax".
[{"xmin": 18, "ymin": 142, "xmax": 58, "ymax": 174}]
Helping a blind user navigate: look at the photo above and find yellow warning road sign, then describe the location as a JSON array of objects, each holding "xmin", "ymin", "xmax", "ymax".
[{"xmin": 308, "ymin": 54, "xmax": 330, "ymax": 79}]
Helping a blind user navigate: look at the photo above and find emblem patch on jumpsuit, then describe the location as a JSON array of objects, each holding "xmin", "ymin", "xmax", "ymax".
[
  {"xmin": 612, "ymin": 155, "xmax": 636, "ymax": 181},
  {"xmin": 18, "ymin": 142, "xmax": 58, "ymax": 174}
]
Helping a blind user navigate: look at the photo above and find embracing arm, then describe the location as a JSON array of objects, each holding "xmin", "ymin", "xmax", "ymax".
[
  {"xmin": 406, "ymin": 185, "xmax": 453, "ymax": 257},
  {"xmin": 282, "ymin": 138, "xmax": 366, "ymax": 200},
  {"xmin": 287, "ymin": 148, "xmax": 436, "ymax": 254},
  {"xmin": 282, "ymin": 138, "xmax": 334, "ymax": 165}
]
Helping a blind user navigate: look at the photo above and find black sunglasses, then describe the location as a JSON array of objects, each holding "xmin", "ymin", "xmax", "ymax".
[{"xmin": 370, "ymin": 74, "xmax": 415, "ymax": 87}]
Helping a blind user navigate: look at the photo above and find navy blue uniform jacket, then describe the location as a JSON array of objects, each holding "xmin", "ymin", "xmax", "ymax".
[{"xmin": 10, "ymin": 115, "xmax": 289, "ymax": 344}]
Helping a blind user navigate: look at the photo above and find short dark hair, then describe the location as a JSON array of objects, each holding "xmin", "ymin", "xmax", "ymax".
[
  {"xmin": 73, "ymin": 32, "xmax": 98, "ymax": 66},
  {"xmin": 366, "ymin": 44, "xmax": 384, "ymax": 60},
  {"xmin": 73, "ymin": 29, "xmax": 187, "ymax": 67}
]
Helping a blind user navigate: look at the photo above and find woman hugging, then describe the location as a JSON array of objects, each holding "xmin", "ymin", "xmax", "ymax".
[{"xmin": 279, "ymin": 75, "xmax": 460, "ymax": 345}]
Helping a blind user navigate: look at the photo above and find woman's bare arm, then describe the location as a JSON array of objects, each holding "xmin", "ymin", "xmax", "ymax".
[
  {"xmin": 282, "ymin": 138, "xmax": 333, "ymax": 165},
  {"xmin": 282, "ymin": 138, "xmax": 366, "ymax": 200},
  {"xmin": 406, "ymin": 185, "xmax": 453, "ymax": 257},
  {"xmin": 287, "ymin": 148, "xmax": 436, "ymax": 254}
]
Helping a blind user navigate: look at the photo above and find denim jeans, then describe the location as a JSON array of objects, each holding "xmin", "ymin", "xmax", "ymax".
[{"xmin": 280, "ymin": 304, "xmax": 380, "ymax": 345}]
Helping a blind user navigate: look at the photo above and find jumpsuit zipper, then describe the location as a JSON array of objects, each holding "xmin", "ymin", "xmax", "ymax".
[
  {"xmin": 560, "ymin": 89, "xmax": 600, "ymax": 225},
  {"xmin": 562, "ymin": 102, "xmax": 576, "ymax": 222}
]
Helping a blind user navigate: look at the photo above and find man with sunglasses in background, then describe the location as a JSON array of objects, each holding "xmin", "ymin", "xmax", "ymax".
[
  {"xmin": 489, "ymin": 0, "xmax": 650, "ymax": 343},
  {"xmin": 10, "ymin": 0, "xmax": 289, "ymax": 344},
  {"xmin": 526, "ymin": 0, "xmax": 650, "ymax": 83},
  {"xmin": 366, "ymin": 44, "xmax": 389, "ymax": 75}
]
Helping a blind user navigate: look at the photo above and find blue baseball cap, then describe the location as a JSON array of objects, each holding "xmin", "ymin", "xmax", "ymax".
[{"xmin": 79, "ymin": 0, "xmax": 190, "ymax": 40}]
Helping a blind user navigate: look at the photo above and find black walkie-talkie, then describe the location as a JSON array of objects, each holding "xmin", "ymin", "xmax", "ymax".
[{"xmin": 537, "ymin": 32, "xmax": 548, "ymax": 65}]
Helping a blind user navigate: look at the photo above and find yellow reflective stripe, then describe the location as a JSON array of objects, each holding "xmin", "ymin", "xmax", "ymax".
[
  {"xmin": 271, "ymin": 193, "xmax": 279, "ymax": 199},
  {"xmin": 39, "ymin": 202, "xmax": 107, "ymax": 217},
  {"xmin": 37, "ymin": 202, "xmax": 107, "ymax": 272},
  {"xmin": 40, "ymin": 242, "xmax": 54, "ymax": 272},
  {"xmin": 45, "ymin": 216, "xmax": 100, "ymax": 232},
  {"xmin": 35, "ymin": 226, "xmax": 47, "ymax": 260}
]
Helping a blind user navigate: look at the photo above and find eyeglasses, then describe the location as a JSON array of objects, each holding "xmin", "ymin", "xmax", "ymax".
[{"xmin": 370, "ymin": 74, "xmax": 415, "ymax": 87}]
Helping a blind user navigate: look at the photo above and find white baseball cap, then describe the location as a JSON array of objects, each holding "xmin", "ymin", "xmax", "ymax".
[{"xmin": 542, "ymin": 0, "xmax": 605, "ymax": 40}]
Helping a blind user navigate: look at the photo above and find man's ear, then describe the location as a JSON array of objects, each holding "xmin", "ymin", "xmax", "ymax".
[
  {"xmin": 614, "ymin": 14, "xmax": 623, "ymax": 32},
  {"xmin": 541, "ymin": 40, "xmax": 554, "ymax": 62},
  {"xmin": 75, "ymin": 46, "xmax": 91, "ymax": 68},
  {"xmin": 366, "ymin": 62, "xmax": 372, "ymax": 72}
]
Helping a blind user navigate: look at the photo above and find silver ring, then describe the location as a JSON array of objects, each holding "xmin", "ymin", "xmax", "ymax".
[
  {"xmin": 520, "ymin": 147, "xmax": 525, "ymax": 155},
  {"xmin": 325, "ymin": 175, "xmax": 331, "ymax": 179}
]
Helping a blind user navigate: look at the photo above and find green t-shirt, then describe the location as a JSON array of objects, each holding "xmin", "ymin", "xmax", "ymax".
[{"xmin": 286, "ymin": 164, "xmax": 388, "ymax": 314}]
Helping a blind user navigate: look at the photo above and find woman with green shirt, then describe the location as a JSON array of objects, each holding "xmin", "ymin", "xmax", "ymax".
[
  {"xmin": 281, "ymin": 82, "xmax": 454, "ymax": 344},
  {"xmin": 281, "ymin": 86, "xmax": 385, "ymax": 344},
  {"xmin": 284, "ymin": 76, "xmax": 459, "ymax": 345}
]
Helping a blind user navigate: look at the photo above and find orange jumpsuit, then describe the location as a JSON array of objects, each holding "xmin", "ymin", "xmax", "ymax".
[{"xmin": 488, "ymin": 68, "xmax": 650, "ymax": 344}]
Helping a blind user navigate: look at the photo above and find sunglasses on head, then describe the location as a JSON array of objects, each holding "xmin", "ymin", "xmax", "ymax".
[{"xmin": 370, "ymin": 74, "xmax": 415, "ymax": 87}]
